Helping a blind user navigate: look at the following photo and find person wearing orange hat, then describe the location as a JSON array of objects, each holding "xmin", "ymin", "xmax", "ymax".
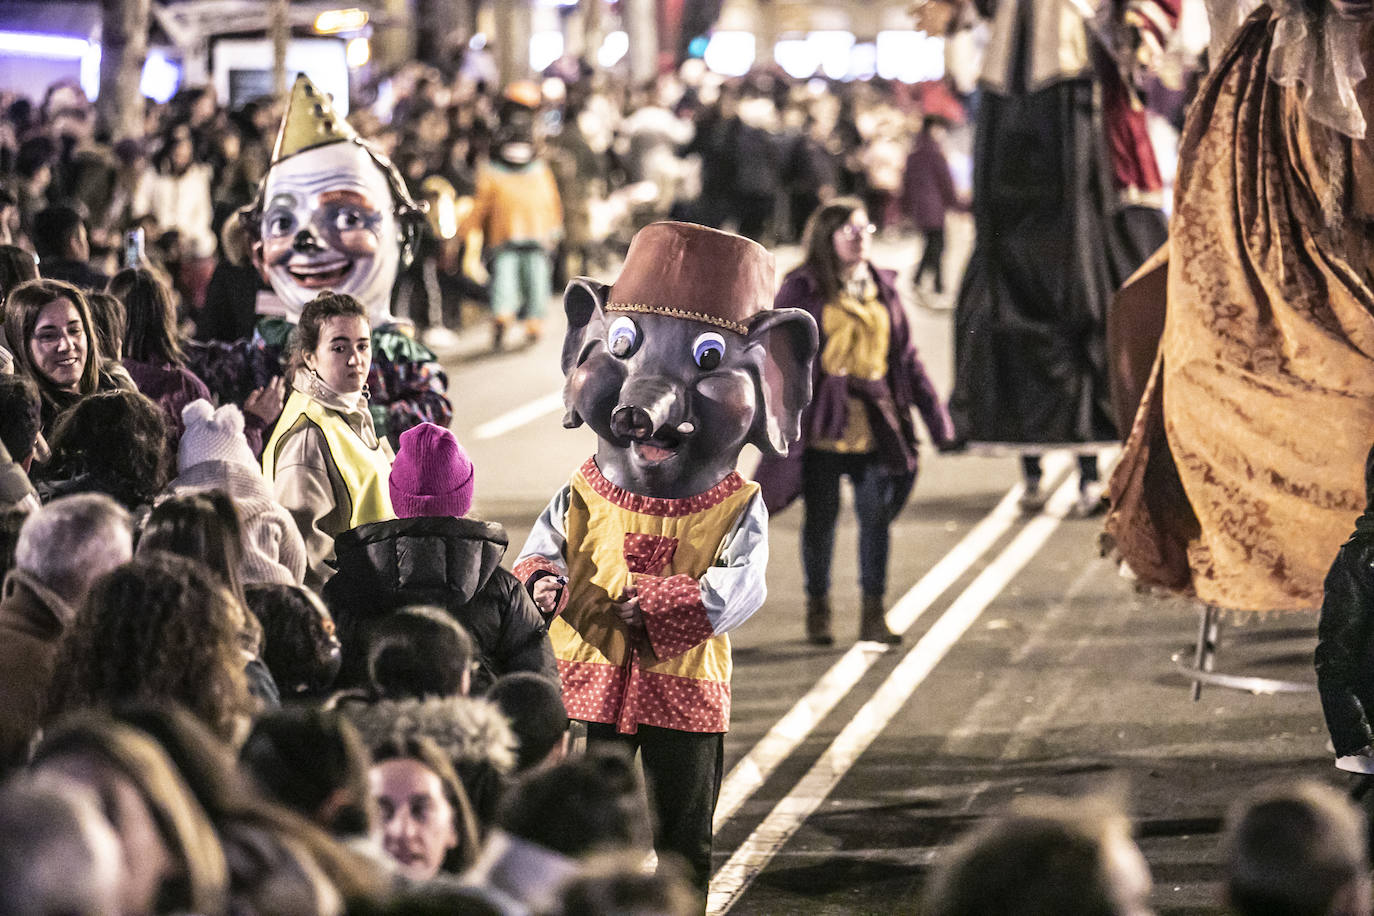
[{"xmin": 514, "ymin": 222, "xmax": 817, "ymax": 896}]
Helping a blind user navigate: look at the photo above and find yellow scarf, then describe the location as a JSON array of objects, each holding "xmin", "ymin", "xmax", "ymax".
[{"xmin": 814, "ymin": 280, "xmax": 890, "ymax": 452}]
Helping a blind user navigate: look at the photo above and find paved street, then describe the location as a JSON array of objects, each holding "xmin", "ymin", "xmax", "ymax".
[{"xmin": 436, "ymin": 230, "xmax": 1333, "ymax": 915}]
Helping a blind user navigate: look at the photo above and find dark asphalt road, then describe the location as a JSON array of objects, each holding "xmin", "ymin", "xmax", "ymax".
[{"xmin": 438, "ymin": 232, "xmax": 1338, "ymax": 915}]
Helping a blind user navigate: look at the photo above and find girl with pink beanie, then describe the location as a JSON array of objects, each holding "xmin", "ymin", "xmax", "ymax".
[{"xmin": 321, "ymin": 422, "xmax": 556, "ymax": 695}]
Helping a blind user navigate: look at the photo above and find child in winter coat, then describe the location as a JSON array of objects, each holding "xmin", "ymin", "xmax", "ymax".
[{"xmin": 322, "ymin": 422, "xmax": 557, "ymax": 695}]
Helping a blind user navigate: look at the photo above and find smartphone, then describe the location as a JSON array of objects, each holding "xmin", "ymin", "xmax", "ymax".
[{"xmin": 123, "ymin": 227, "xmax": 144, "ymax": 269}]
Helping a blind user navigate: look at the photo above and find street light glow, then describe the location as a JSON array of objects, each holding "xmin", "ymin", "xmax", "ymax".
[
  {"xmin": 314, "ymin": 8, "xmax": 369, "ymax": 34},
  {"xmin": 346, "ymin": 37, "xmax": 370, "ymax": 68},
  {"xmin": 598, "ymin": 31, "xmax": 628, "ymax": 68},
  {"xmin": 530, "ymin": 31, "xmax": 563, "ymax": 72},
  {"xmin": 140, "ymin": 49, "xmax": 181, "ymax": 103}
]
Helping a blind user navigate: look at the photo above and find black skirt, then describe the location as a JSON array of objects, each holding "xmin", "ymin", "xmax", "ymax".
[{"xmin": 948, "ymin": 77, "xmax": 1167, "ymax": 446}]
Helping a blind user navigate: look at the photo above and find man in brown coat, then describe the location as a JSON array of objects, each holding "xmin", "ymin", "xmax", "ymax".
[{"xmin": 0, "ymin": 493, "xmax": 132, "ymax": 768}]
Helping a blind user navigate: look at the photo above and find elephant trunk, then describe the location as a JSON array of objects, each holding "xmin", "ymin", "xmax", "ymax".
[{"xmin": 611, "ymin": 377, "xmax": 684, "ymax": 442}]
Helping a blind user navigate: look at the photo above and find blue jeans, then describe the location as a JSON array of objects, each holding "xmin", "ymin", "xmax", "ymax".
[
  {"xmin": 489, "ymin": 244, "xmax": 552, "ymax": 319},
  {"xmin": 801, "ymin": 450, "xmax": 897, "ymax": 599}
]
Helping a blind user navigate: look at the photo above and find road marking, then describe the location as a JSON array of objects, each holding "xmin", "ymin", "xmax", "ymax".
[
  {"xmin": 472, "ymin": 390, "xmax": 564, "ymax": 440},
  {"xmin": 942, "ymin": 557, "xmax": 1097, "ymax": 753},
  {"xmin": 998, "ymin": 561, "xmax": 1101, "ymax": 761},
  {"xmin": 712, "ymin": 451, "xmax": 1073, "ymax": 832},
  {"xmin": 707, "ymin": 471, "xmax": 1082, "ymax": 915}
]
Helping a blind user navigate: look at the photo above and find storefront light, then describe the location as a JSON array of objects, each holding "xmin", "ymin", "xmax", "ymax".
[
  {"xmin": 808, "ymin": 30, "xmax": 854, "ymax": 80},
  {"xmin": 875, "ymin": 30, "xmax": 945, "ymax": 82},
  {"xmin": 848, "ymin": 42, "xmax": 877, "ymax": 81},
  {"xmin": 773, "ymin": 38, "xmax": 817, "ymax": 80},
  {"xmin": 0, "ymin": 31, "xmax": 91, "ymax": 58},
  {"xmin": 80, "ymin": 42, "xmax": 101, "ymax": 99},
  {"xmin": 530, "ymin": 31, "xmax": 563, "ymax": 72},
  {"xmin": 703, "ymin": 31, "xmax": 754, "ymax": 77}
]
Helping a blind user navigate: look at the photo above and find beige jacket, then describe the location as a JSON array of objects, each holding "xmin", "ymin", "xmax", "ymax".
[{"xmin": 269, "ymin": 371, "xmax": 394, "ymax": 589}]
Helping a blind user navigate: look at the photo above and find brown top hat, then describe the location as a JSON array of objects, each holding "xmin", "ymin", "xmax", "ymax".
[{"xmin": 608, "ymin": 222, "xmax": 775, "ymax": 335}]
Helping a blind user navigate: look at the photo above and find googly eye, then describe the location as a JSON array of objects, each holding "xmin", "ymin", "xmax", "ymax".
[
  {"xmin": 692, "ymin": 331, "xmax": 725, "ymax": 370},
  {"xmin": 607, "ymin": 316, "xmax": 640, "ymax": 359}
]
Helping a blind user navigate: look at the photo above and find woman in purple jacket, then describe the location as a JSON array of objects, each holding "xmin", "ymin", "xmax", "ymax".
[{"xmin": 761, "ymin": 198, "xmax": 956, "ymax": 646}]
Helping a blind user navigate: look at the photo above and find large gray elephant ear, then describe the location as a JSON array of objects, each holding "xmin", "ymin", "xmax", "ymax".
[
  {"xmin": 561, "ymin": 278, "xmax": 610, "ymax": 376},
  {"xmin": 747, "ymin": 306, "xmax": 819, "ymax": 458}
]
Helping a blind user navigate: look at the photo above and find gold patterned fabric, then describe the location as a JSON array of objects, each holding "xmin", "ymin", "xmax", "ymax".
[{"xmin": 1106, "ymin": 9, "xmax": 1374, "ymax": 613}]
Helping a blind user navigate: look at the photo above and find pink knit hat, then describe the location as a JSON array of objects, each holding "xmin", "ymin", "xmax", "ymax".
[{"xmin": 388, "ymin": 422, "xmax": 475, "ymax": 518}]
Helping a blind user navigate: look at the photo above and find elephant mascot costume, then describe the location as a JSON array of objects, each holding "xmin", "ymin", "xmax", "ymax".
[{"xmin": 514, "ymin": 221, "xmax": 817, "ymax": 894}]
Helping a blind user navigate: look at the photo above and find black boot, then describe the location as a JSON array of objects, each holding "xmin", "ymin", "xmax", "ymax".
[
  {"xmin": 806, "ymin": 595, "xmax": 834, "ymax": 646},
  {"xmin": 859, "ymin": 594, "xmax": 901, "ymax": 644}
]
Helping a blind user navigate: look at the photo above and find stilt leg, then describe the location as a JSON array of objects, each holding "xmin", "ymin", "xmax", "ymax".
[{"xmin": 1191, "ymin": 605, "xmax": 1220, "ymax": 701}]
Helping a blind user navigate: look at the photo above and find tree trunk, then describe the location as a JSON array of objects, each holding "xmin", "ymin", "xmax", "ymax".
[
  {"xmin": 97, "ymin": 0, "xmax": 148, "ymax": 140},
  {"xmin": 494, "ymin": 0, "xmax": 533, "ymax": 85},
  {"xmin": 622, "ymin": 0, "xmax": 657, "ymax": 84},
  {"xmin": 271, "ymin": 0, "xmax": 289, "ymax": 98}
]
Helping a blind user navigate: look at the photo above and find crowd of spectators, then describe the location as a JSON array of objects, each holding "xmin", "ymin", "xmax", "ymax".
[
  {"xmin": 0, "ymin": 58, "xmax": 1354, "ymax": 916},
  {"xmin": 0, "ymin": 62, "xmax": 966, "ymax": 344}
]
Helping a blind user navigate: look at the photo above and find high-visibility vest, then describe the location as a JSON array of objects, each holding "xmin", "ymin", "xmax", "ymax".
[{"xmin": 263, "ymin": 390, "xmax": 394, "ymax": 529}]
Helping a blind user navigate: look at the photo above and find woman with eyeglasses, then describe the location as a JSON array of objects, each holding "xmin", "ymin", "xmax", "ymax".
[
  {"xmin": 763, "ymin": 198, "xmax": 956, "ymax": 646},
  {"xmin": 3, "ymin": 278, "xmax": 133, "ymax": 440}
]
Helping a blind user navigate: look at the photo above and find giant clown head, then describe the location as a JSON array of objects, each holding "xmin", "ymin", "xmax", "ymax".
[{"xmin": 246, "ymin": 76, "xmax": 422, "ymax": 326}]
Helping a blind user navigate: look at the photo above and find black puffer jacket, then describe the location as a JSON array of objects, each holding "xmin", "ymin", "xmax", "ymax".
[
  {"xmin": 323, "ymin": 516, "xmax": 557, "ymax": 695},
  {"xmin": 1316, "ymin": 444, "xmax": 1374, "ymax": 756}
]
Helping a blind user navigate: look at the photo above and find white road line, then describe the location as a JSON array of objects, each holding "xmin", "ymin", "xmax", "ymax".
[
  {"xmin": 472, "ymin": 390, "xmax": 564, "ymax": 440},
  {"xmin": 712, "ymin": 451, "xmax": 1073, "ymax": 832},
  {"xmin": 707, "ymin": 471, "xmax": 1082, "ymax": 915}
]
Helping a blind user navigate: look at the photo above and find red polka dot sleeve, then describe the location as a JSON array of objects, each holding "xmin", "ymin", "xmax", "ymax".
[
  {"xmin": 513, "ymin": 556, "xmax": 570, "ymax": 618},
  {"xmin": 636, "ymin": 573, "xmax": 715, "ymax": 660}
]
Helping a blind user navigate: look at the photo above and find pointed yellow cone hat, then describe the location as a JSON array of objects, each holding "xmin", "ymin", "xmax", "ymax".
[{"xmin": 270, "ymin": 74, "xmax": 361, "ymax": 164}]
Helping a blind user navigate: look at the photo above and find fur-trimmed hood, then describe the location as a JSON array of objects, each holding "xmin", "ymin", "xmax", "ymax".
[{"xmin": 338, "ymin": 694, "xmax": 519, "ymax": 776}]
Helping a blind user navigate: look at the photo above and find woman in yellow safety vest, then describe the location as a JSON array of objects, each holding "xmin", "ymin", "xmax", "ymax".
[{"xmin": 263, "ymin": 292, "xmax": 394, "ymax": 588}]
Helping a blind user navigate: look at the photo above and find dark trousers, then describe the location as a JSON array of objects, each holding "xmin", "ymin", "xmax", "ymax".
[
  {"xmin": 733, "ymin": 192, "xmax": 775, "ymax": 242},
  {"xmin": 789, "ymin": 191, "xmax": 822, "ymax": 243},
  {"xmin": 802, "ymin": 450, "xmax": 894, "ymax": 598},
  {"xmin": 1021, "ymin": 453, "xmax": 1099, "ymax": 485},
  {"xmin": 585, "ymin": 722, "xmax": 724, "ymax": 896},
  {"xmin": 914, "ymin": 227, "xmax": 946, "ymax": 292}
]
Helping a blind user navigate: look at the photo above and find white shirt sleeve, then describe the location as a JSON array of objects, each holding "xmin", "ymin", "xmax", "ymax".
[
  {"xmin": 700, "ymin": 490, "xmax": 769, "ymax": 635},
  {"xmin": 516, "ymin": 485, "xmax": 571, "ymax": 578}
]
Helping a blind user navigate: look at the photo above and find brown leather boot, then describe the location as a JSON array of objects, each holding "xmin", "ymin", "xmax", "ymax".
[
  {"xmin": 806, "ymin": 595, "xmax": 834, "ymax": 646},
  {"xmin": 859, "ymin": 594, "xmax": 901, "ymax": 644}
]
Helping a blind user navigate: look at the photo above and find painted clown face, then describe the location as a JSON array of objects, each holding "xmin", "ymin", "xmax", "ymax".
[{"xmin": 259, "ymin": 141, "xmax": 399, "ymax": 325}]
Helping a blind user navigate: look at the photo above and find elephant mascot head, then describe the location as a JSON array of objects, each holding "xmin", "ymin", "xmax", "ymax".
[{"xmin": 560, "ymin": 222, "xmax": 818, "ymax": 499}]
